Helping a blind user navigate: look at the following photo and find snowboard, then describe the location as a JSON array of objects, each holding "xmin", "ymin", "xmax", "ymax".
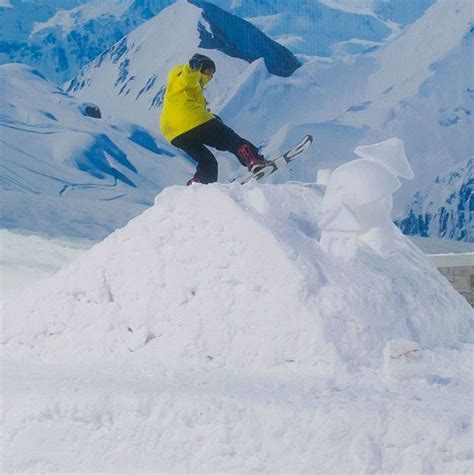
[{"xmin": 232, "ymin": 134, "xmax": 313, "ymax": 185}]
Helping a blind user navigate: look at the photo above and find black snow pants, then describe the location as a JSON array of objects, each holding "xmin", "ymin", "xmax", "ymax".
[{"xmin": 171, "ymin": 118, "xmax": 260, "ymax": 184}]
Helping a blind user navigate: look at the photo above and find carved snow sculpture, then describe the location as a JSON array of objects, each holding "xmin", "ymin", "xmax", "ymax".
[
  {"xmin": 319, "ymin": 138, "xmax": 414, "ymax": 259},
  {"xmin": 319, "ymin": 203, "xmax": 360, "ymax": 259},
  {"xmin": 354, "ymin": 137, "xmax": 414, "ymax": 180}
]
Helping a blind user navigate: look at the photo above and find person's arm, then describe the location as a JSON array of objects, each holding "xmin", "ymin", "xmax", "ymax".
[{"xmin": 178, "ymin": 64, "xmax": 201, "ymax": 89}]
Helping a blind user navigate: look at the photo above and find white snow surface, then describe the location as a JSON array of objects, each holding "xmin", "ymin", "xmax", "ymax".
[
  {"xmin": 2, "ymin": 182, "xmax": 473, "ymax": 472},
  {"xmin": 0, "ymin": 229, "xmax": 92, "ymax": 299},
  {"xmin": 2, "ymin": 229, "xmax": 471, "ymax": 303}
]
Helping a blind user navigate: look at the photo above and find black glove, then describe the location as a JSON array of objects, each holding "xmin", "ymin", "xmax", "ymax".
[
  {"xmin": 189, "ymin": 57, "xmax": 203, "ymax": 71},
  {"xmin": 189, "ymin": 53, "xmax": 216, "ymax": 73}
]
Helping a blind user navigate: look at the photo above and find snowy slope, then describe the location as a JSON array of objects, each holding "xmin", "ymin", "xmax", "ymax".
[
  {"xmin": 212, "ymin": 0, "xmax": 434, "ymax": 56},
  {"xmin": 0, "ymin": 0, "xmax": 174, "ymax": 84},
  {"xmin": 2, "ymin": 0, "xmax": 471, "ymax": 244},
  {"xmin": 218, "ymin": 0, "xmax": 472, "ymax": 147},
  {"xmin": 64, "ymin": 0, "xmax": 300, "ymax": 131},
  {"xmin": 64, "ymin": 0, "xmax": 471, "ymax": 181},
  {"xmin": 1, "ymin": 0, "xmax": 471, "ymax": 243},
  {"xmin": 210, "ymin": 0, "xmax": 392, "ymax": 57},
  {"xmin": 0, "ymin": 0, "xmax": 433, "ymax": 84},
  {"xmin": 0, "ymin": 0, "xmax": 83, "ymax": 44},
  {"xmin": 351, "ymin": 18, "xmax": 474, "ymax": 209},
  {"xmin": 0, "ymin": 63, "xmax": 192, "ymax": 239},
  {"xmin": 2, "ymin": 182, "xmax": 473, "ymax": 472},
  {"xmin": 398, "ymin": 159, "xmax": 473, "ymax": 242},
  {"xmin": 340, "ymin": 0, "xmax": 474, "ymax": 129},
  {"xmin": 214, "ymin": 0, "xmax": 473, "ymax": 223}
]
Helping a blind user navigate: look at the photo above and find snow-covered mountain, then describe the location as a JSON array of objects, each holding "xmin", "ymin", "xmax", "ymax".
[
  {"xmin": 0, "ymin": 0, "xmax": 435, "ymax": 84},
  {"xmin": 2, "ymin": 0, "xmax": 472, "ymax": 243},
  {"xmin": 398, "ymin": 159, "xmax": 473, "ymax": 242},
  {"xmin": 212, "ymin": 0, "xmax": 436, "ymax": 56},
  {"xmin": 0, "ymin": 0, "xmax": 174, "ymax": 84},
  {"xmin": 0, "ymin": 63, "xmax": 192, "ymax": 239},
  {"xmin": 208, "ymin": 0, "xmax": 473, "ymax": 216},
  {"xmin": 65, "ymin": 0, "xmax": 474, "ymax": 209},
  {"xmin": 0, "ymin": 0, "xmax": 84, "ymax": 43},
  {"xmin": 335, "ymin": 3, "xmax": 473, "ymax": 211},
  {"xmin": 64, "ymin": 0, "xmax": 301, "ymax": 130}
]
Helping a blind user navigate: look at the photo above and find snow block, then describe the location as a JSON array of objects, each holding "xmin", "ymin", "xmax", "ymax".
[{"xmin": 2, "ymin": 183, "xmax": 473, "ymax": 370}]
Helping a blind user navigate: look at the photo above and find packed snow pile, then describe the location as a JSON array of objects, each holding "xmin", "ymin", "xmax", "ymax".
[
  {"xmin": 3, "ymin": 183, "xmax": 472, "ymax": 368},
  {"xmin": 2, "ymin": 182, "xmax": 474, "ymax": 473}
]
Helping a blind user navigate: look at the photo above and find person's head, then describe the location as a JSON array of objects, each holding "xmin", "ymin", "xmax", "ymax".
[{"xmin": 190, "ymin": 53, "xmax": 216, "ymax": 78}]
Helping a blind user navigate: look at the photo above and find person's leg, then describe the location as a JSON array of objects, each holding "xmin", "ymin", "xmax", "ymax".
[
  {"xmin": 172, "ymin": 134, "xmax": 218, "ymax": 184},
  {"xmin": 188, "ymin": 119, "xmax": 267, "ymax": 170}
]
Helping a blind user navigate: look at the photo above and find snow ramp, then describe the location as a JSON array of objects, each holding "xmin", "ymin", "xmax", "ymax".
[{"xmin": 3, "ymin": 182, "xmax": 472, "ymax": 368}]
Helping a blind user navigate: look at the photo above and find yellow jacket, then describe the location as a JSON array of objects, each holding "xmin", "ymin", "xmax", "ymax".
[{"xmin": 159, "ymin": 64, "xmax": 214, "ymax": 142}]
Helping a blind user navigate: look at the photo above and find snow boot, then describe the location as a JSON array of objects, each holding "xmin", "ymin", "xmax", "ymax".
[
  {"xmin": 186, "ymin": 176, "xmax": 202, "ymax": 186},
  {"xmin": 236, "ymin": 144, "xmax": 269, "ymax": 173}
]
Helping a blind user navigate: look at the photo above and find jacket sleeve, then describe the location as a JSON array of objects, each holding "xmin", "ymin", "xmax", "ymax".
[{"xmin": 178, "ymin": 64, "xmax": 202, "ymax": 89}]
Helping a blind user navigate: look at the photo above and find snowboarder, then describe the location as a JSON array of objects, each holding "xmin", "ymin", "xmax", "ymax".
[{"xmin": 160, "ymin": 53, "xmax": 268, "ymax": 185}]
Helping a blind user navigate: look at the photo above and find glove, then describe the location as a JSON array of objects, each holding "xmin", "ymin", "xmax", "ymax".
[{"xmin": 189, "ymin": 57, "xmax": 202, "ymax": 71}]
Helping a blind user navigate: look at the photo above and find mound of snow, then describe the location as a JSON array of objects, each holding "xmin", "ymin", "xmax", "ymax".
[
  {"xmin": 3, "ymin": 183, "xmax": 472, "ymax": 369},
  {"xmin": 3, "ymin": 182, "xmax": 474, "ymax": 473}
]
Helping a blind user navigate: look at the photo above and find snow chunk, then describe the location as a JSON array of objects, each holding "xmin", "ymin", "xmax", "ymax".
[{"xmin": 383, "ymin": 339, "xmax": 424, "ymax": 380}]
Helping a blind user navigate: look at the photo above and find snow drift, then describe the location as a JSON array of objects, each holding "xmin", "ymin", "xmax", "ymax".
[{"xmin": 3, "ymin": 183, "xmax": 472, "ymax": 368}]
